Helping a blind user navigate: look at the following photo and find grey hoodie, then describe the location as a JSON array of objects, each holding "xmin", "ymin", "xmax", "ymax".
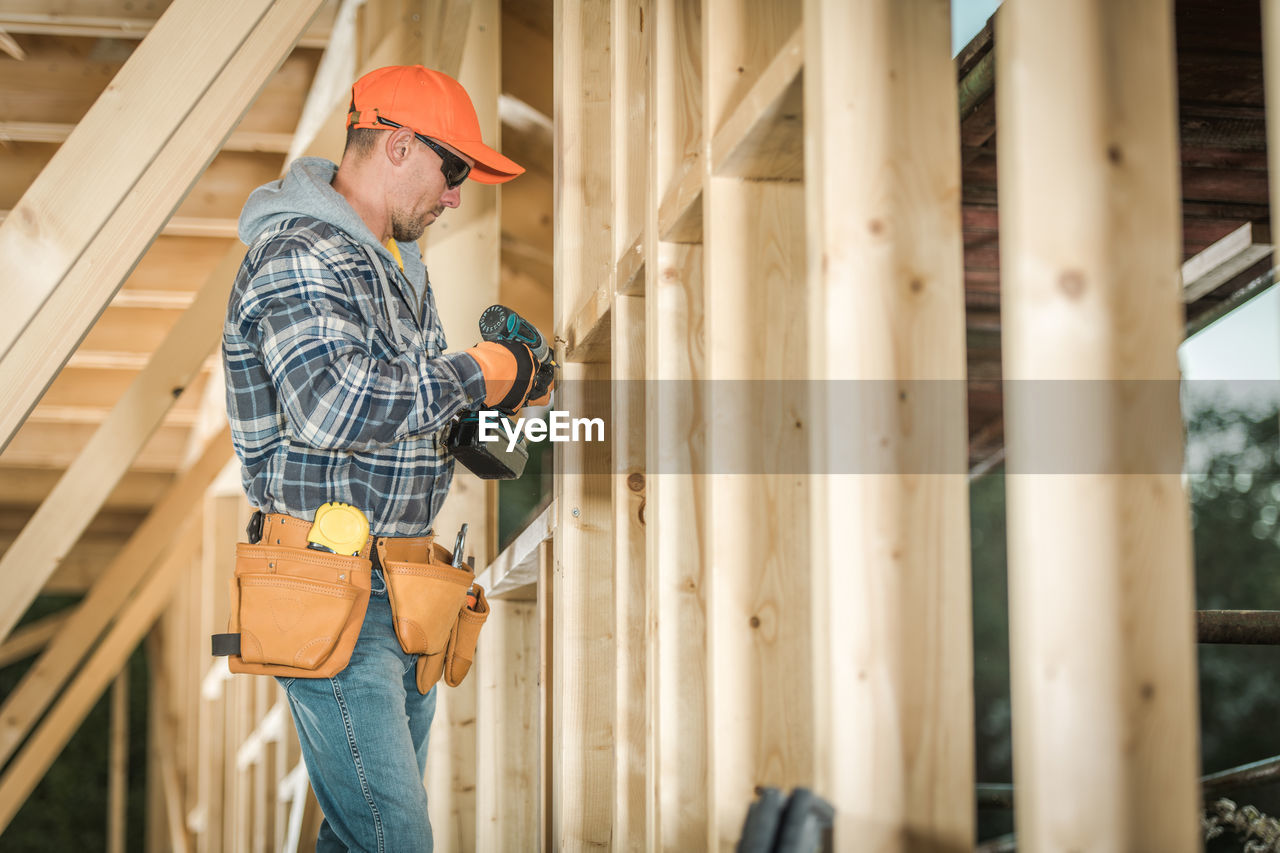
[
  {"xmin": 223, "ymin": 156, "xmax": 485, "ymax": 535},
  {"xmin": 238, "ymin": 156, "xmax": 429, "ymax": 315}
]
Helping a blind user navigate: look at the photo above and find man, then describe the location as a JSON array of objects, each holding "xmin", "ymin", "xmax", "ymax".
[{"xmin": 223, "ymin": 65, "xmax": 539, "ymax": 851}]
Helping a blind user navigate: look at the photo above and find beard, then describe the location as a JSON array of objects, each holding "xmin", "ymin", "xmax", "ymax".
[{"xmin": 390, "ymin": 205, "xmax": 443, "ymax": 242}]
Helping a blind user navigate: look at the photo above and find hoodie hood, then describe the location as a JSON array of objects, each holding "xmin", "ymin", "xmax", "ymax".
[{"xmin": 238, "ymin": 157, "xmax": 424, "ymax": 288}]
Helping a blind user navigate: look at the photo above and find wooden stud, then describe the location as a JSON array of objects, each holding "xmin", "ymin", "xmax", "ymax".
[
  {"xmin": 0, "ymin": 0, "xmax": 325, "ymax": 450},
  {"xmin": 645, "ymin": 0, "xmax": 707, "ymax": 847},
  {"xmin": 0, "ymin": 609, "xmax": 69, "ymax": 669},
  {"xmin": 552, "ymin": 0, "xmax": 618, "ymax": 844},
  {"xmin": 0, "ymin": 427, "xmax": 233, "ymax": 768},
  {"xmin": 537, "ymin": 539, "xmax": 555, "ymax": 851},
  {"xmin": 997, "ymin": 1, "xmax": 1201, "ymax": 848},
  {"xmin": 1265, "ymin": 0, "xmax": 1280, "ymax": 288},
  {"xmin": 475, "ymin": 600, "xmax": 539, "ymax": 848},
  {"xmin": 702, "ymin": 1, "xmax": 808, "ymax": 846},
  {"xmin": 612, "ymin": 292, "xmax": 647, "ymax": 850},
  {"xmin": 107, "ymin": 668, "xmax": 129, "ymax": 853},
  {"xmin": 803, "ymin": 0, "xmax": 975, "ymax": 848}
]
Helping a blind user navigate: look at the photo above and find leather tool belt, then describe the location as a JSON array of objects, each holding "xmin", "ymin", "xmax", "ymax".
[{"xmin": 213, "ymin": 511, "xmax": 489, "ymax": 692}]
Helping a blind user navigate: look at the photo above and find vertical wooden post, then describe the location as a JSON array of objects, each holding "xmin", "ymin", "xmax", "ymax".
[
  {"xmin": 611, "ymin": 1, "xmax": 651, "ymax": 844},
  {"xmin": 997, "ymin": 1, "xmax": 1201, "ymax": 848},
  {"xmin": 475, "ymin": 599, "xmax": 539, "ymax": 848},
  {"xmin": 553, "ymin": 0, "xmax": 617, "ymax": 845},
  {"xmin": 703, "ymin": 1, "xmax": 810, "ymax": 846},
  {"xmin": 805, "ymin": 0, "xmax": 974, "ymax": 847},
  {"xmin": 645, "ymin": 1, "xmax": 708, "ymax": 848},
  {"xmin": 1266, "ymin": 0, "xmax": 1280, "ymax": 259},
  {"xmin": 108, "ymin": 668, "xmax": 129, "ymax": 853},
  {"xmin": 537, "ymin": 540, "xmax": 555, "ymax": 851}
]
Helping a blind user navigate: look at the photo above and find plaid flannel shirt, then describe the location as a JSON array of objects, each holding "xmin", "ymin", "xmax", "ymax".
[{"xmin": 223, "ymin": 215, "xmax": 486, "ymax": 536}]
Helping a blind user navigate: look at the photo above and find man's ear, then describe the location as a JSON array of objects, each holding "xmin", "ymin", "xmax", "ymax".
[{"xmin": 384, "ymin": 128, "xmax": 415, "ymax": 166}]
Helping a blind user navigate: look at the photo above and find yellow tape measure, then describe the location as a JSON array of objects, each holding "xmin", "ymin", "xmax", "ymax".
[{"xmin": 307, "ymin": 502, "xmax": 370, "ymax": 556}]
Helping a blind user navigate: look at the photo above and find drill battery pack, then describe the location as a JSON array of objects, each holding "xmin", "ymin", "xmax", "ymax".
[{"xmin": 447, "ymin": 411, "xmax": 529, "ymax": 480}]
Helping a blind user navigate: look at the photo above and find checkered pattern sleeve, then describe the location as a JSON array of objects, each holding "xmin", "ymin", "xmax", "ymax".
[{"xmin": 229, "ymin": 242, "xmax": 483, "ymax": 452}]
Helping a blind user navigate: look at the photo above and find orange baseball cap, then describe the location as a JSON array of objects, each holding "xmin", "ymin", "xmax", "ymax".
[{"xmin": 346, "ymin": 65, "xmax": 524, "ymax": 185}]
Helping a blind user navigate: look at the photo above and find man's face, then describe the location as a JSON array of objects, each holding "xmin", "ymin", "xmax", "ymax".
[{"xmin": 389, "ymin": 137, "xmax": 474, "ymax": 242}]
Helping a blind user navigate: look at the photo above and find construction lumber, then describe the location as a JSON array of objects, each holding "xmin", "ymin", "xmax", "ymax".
[
  {"xmin": 0, "ymin": 0, "xmax": 324, "ymax": 451},
  {"xmin": 108, "ymin": 669, "xmax": 129, "ymax": 853},
  {"xmin": 0, "ymin": 121, "xmax": 295, "ymax": 154},
  {"xmin": 552, "ymin": 0, "xmax": 618, "ymax": 844},
  {"xmin": 703, "ymin": 1, "xmax": 810, "ymax": 847},
  {"xmin": 1180, "ymin": 221, "xmax": 1272, "ymax": 303},
  {"xmin": 611, "ymin": 291, "xmax": 647, "ymax": 849},
  {"xmin": 710, "ymin": 24, "xmax": 803, "ymax": 180},
  {"xmin": 474, "ymin": 601, "xmax": 539, "ymax": 848},
  {"xmin": 0, "ymin": 4, "xmax": 335, "ymax": 48},
  {"xmin": 645, "ymin": 1, "xmax": 707, "ymax": 847},
  {"xmin": 997, "ymin": 1, "xmax": 1201, "ymax": 848},
  {"xmin": 1266, "ymin": 0, "xmax": 1280, "ymax": 285},
  {"xmin": 0, "ymin": 609, "xmax": 70, "ymax": 669},
  {"xmin": 0, "ymin": 513, "xmax": 202, "ymax": 833},
  {"xmin": 0, "ymin": 427, "xmax": 233, "ymax": 769},
  {"xmin": 0, "ymin": 249, "xmax": 238, "ymax": 643},
  {"xmin": 473, "ymin": 500, "xmax": 555, "ymax": 600},
  {"xmin": 803, "ymin": 0, "xmax": 974, "ymax": 848}
]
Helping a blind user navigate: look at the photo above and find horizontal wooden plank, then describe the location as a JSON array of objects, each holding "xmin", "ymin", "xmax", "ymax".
[
  {"xmin": 0, "ymin": 1, "xmax": 336, "ymax": 48},
  {"xmin": 0, "ymin": 121, "xmax": 295, "ymax": 153},
  {"xmin": 1181, "ymin": 221, "xmax": 1272, "ymax": 303},
  {"xmin": 475, "ymin": 500, "xmax": 555, "ymax": 600},
  {"xmin": 0, "ymin": 421, "xmax": 192, "ymax": 472},
  {"xmin": 564, "ymin": 286, "xmax": 612, "ymax": 363},
  {"xmin": 657, "ymin": 157, "xmax": 703, "ymax": 243},
  {"xmin": 710, "ymin": 24, "xmax": 803, "ymax": 180},
  {"xmin": 617, "ymin": 232, "xmax": 645, "ymax": 296},
  {"xmin": 0, "ymin": 466, "xmax": 173, "ymax": 510}
]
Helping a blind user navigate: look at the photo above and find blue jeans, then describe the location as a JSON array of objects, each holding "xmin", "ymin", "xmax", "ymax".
[{"xmin": 279, "ymin": 567, "xmax": 438, "ymax": 852}]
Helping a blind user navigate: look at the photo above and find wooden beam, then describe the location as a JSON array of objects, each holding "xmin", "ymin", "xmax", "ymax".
[
  {"xmin": 703, "ymin": 0, "xmax": 808, "ymax": 846},
  {"xmin": 473, "ymin": 500, "xmax": 554, "ymax": 599},
  {"xmin": 0, "ymin": 0, "xmax": 268, "ymax": 357},
  {"xmin": 645, "ymin": 1, "xmax": 706, "ymax": 847},
  {"xmin": 552, "ymin": 0, "xmax": 616, "ymax": 843},
  {"xmin": 0, "ymin": 427, "xmax": 233, "ymax": 769},
  {"xmin": 107, "ymin": 669, "xmax": 130, "ymax": 853},
  {"xmin": 0, "ymin": 121, "xmax": 295, "ymax": 154},
  {"xmin": 1181, "ymin": 221, "xmax": 1272, "ymax": 303},
  {"xmin": 0, "ymin": 248, "xmax": 238, "ymax": 644},
  {"xmin": 0, "ymin": 512, "xmax": 203, "ymax": 834},
  {"xmin": 997, "ymin": 1, "xmax": 1201, "ymax": 848},
  {"xmin": 805, "ymin": 3, "xmax": 975, "ymax": 846},
  {"xmin": 0, "ymin": 28, "xmax": 25, "ymax": 61},
  {"xmin": 710, "ymin": 24, "xmax": 803, "ymax": 180},
  {"xmin": 0, "ymin": 610, "xmax": 70, "ymax": 669},
  {"xmin": 0, "ymin": 0, "xmax": 323, "ymax": 450},
  {"xmin": 1268, "ymin": 0, "xmax": 1280, "ymax": 277},
  {"xmin": 611, "ymin": 291, "xmax": 647, "ymax": 848},
  {"xmin": 0, "ymin": 7, "xmax": 335, "ymax": 48},
  {"xmin": 474, "ymin": 601, "xmax": 539, "ymax": 848}
]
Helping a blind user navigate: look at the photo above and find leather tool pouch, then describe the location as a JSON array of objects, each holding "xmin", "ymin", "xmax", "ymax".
[
  {"xmin": 216, "ymin": 513, "xmax": 372, "ymax": 679},
  {"xmin": 378, "ymin": 537, "xmax": 489, "ymax": 693},
  {"xmin": 441, "ymin": 585, "xmax": 489, "ymax": 688}
]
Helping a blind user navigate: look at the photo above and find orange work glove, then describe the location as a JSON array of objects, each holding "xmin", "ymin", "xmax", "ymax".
[{"xmin": 466, "ymin": 340, "xmax": 537, "ymax": 412}]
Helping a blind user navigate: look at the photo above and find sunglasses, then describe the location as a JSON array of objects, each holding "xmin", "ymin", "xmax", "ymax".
[{"xmin": 377, "ymin": 117, "xmax": 472, "ymax": 188}]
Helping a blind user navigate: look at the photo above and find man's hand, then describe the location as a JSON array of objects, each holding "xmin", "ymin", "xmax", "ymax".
[
  {"xmin": 527, "ymin": 359, "xmax": 555, "ymax": 407},
  {"xmin": 467, "ymin": 340, "xmax": 537, "ymax": 412}
]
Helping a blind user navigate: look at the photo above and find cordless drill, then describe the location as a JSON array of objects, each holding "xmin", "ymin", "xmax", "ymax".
[{"xmin": 447, "ymin": 305, "xmax": 556, "ymax": 479}]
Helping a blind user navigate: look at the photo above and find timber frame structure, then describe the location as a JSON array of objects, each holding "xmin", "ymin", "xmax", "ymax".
[{"xmin": 0, "ymin": 0, "xmax": 1277, "ymax": 850}]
